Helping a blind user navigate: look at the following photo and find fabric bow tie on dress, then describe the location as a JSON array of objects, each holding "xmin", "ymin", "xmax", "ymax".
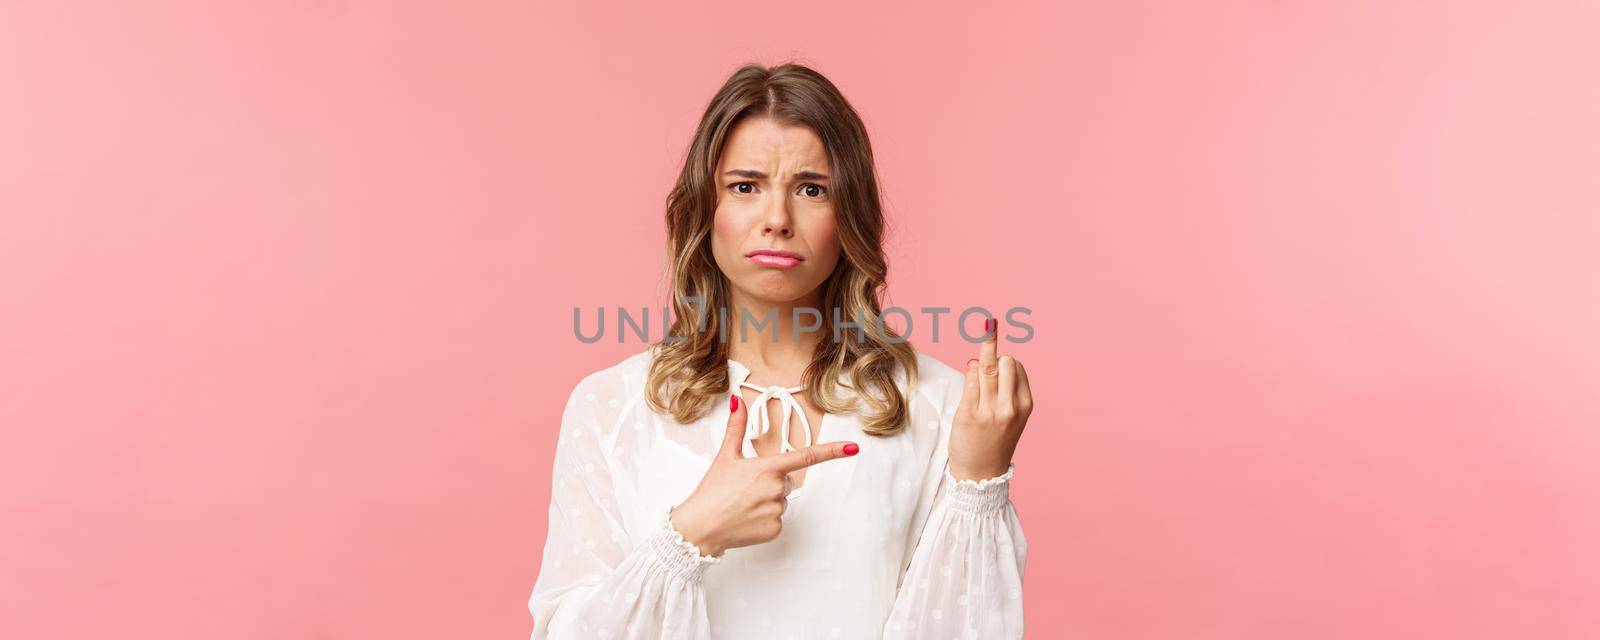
[{"xmin": 737, "ymin": 380, "xmax": 812, "ymax": 455}]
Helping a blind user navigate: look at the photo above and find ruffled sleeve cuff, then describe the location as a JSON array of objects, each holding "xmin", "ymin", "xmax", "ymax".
[
  {"xmin": 944, "ymin": 462, "xmax": 1016, "ymax": 515},
  {"xmin": 649, "ymin": 506, "xmax": 722, "ymax": 583}
]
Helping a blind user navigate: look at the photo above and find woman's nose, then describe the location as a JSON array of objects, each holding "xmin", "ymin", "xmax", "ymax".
[
  {"xmin": 763, "ymin": 221, "xmax": 794, "ymax": 238},
  {"xmin": 761, "ymin": 200, "xmax": 794, "ymax": 238}
]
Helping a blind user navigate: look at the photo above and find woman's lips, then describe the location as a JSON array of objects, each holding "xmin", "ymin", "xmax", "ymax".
[{"xmin": 747, "ymin": 249, "xmax": 803, "ymax": 269}]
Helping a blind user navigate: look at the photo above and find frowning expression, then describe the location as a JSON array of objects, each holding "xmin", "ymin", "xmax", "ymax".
[{"xmin": 710, "ymin": 116, "xmax": 843, "ymax": 304}]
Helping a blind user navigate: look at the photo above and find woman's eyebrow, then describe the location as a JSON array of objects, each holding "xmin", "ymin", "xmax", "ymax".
[{"xmin": 721, "ymin": 169, "xmax": 830, "ymax": 181}]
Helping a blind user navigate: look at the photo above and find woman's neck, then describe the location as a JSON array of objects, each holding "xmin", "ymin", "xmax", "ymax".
[{"xmin": 725, "ymin": 289, "xmax": 825, "ymax": 382}]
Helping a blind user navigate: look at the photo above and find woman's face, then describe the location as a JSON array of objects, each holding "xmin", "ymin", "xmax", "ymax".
[{"xmin": 710, "ymin": 116, "xmax": 842, "ymax": 306}]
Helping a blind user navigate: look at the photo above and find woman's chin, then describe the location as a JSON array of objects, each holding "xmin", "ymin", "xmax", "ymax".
[{"xmin": 735, "ymin": 279, "xmax": 821, "ymax": 306}]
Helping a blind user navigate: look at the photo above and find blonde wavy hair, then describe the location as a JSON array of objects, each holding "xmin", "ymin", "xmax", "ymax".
[{"xmin": 644, "ymin": 62, "xmax": 918, "ymax": 437}]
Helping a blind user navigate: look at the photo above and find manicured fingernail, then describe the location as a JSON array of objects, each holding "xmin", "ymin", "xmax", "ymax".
[
  {"xmin": 843, "ymin": 443, "xmax": 859, "ymax": 456},
  {"xmin": 985, "ymin": 318, "xmax": 997, "ymax": 334},
  {"xmin": 730, "ymin": 395, "xmax": 739, "ymax": 412}
]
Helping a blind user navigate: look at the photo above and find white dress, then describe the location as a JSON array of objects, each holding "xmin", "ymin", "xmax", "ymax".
[{"xmin": 527, "ymin": 349, "xmax": 1027, "ymax": 639}]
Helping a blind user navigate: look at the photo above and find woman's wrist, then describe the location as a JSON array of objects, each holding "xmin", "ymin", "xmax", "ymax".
[
  {"xmin": 949, "ymin": 461, "xmax": 1013, "ymax": 482},
  {"xmin": 650, "ymin": 507, "xmax": 722, "ymax": 582},
  {"xmin": 667, "ymin": 504, "xmax": 727, "ymax": 557},
  {"xmin": 944, "ymin": 462, "xmax": 1016, "ymax": 514}
]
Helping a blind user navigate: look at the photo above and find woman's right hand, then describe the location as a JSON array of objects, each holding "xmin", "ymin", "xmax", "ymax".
[{"xmin": 668, "ymin": 394, "xmax": 859, "ymax": 557}]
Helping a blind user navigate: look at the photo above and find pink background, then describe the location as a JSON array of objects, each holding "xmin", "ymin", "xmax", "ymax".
[{"xmin": 3, "ymin": 1, "xmax": 1597, "ymax": 637}]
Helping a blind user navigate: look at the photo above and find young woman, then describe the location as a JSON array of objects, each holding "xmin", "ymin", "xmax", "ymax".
[{"xmin": 529, "ymin": 63, "xmax": 1033, "ymax": 639}]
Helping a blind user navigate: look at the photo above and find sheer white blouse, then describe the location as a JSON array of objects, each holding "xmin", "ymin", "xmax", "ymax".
[{"xmin": 527, "ymin": 349, "xmax": 1027, "ymax": 639}]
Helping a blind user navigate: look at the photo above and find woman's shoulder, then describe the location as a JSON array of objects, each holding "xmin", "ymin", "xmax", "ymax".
[
  {"xmin": 913, "ymin": 351, "xmax": 966, "ymax": 386},
  {"xmin": 908, "ymin": 351, "xmax": 968, "ymax": 415},
  {"xmin": 565, "ymin": 347, "xmax": 656, "ymax": 403},
  {"xmin": 563, "ymin": 347, "xmax": 968, "ymax": 417},
  {"xmin": 557, "ymin": 348, "xmax": 658, "ymax": 441}
]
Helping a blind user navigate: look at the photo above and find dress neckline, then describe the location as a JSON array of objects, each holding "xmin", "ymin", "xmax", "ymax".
[{"xmin": 727, "ymin": 358, "xmax": 826, "ymax": 499}]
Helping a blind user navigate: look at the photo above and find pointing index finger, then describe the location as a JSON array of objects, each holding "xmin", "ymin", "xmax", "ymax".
[{"xmin": 765, "ymin": 441, "xmax": 860, "ymax": 473}]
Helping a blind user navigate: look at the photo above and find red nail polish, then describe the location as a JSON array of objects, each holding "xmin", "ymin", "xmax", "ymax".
[
  {"xmin": 843, "ymin": 443, "xmax": 859, "ymax": 456},
  {"xmin": 731, "ymin": 395, "xmax": 739, "ymax": 412},
  {"xmin": 985, "ymin": 318, "xmax": 996, "ymax": 334}
]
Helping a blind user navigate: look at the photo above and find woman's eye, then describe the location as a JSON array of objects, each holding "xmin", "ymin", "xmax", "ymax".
[{"xmin": 729, "ymin": 182, "xmax": 825, "ymax": 197}]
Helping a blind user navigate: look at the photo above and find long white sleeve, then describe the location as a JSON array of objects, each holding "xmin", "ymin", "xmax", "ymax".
[
  {"xmin": 882, "ymin": 462, "xmax": 1027, "ymax": 638},
  {"xmin": 881, "ymin": 372, "xmax": 1028, "ymax": 639},
  {"xmin": 528, "ymin": 374, "xmax": 719, "ymax": 639}
]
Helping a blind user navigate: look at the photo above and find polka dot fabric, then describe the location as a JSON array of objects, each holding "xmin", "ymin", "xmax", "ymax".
[{"xmin": 528, "ymin": 348, "xmax": 1026, "ymax": 638}]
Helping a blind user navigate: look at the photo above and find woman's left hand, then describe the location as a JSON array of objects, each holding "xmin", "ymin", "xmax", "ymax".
[{"xmin": 948, "ymin": 318, "xmax": 1032, "ymax": 481}]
